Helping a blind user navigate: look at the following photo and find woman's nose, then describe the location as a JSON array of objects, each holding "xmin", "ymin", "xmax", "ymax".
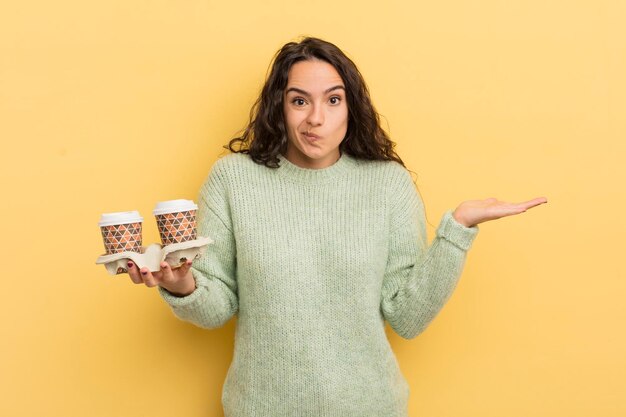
[{"xmin": 306, "ymin": 104, "xmax": 324, "ymax": 126}]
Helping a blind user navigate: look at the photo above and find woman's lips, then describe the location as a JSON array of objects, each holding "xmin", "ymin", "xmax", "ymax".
[{"xmin": 303, "ymin": 132, "xmax": 321, "ymax": 141}]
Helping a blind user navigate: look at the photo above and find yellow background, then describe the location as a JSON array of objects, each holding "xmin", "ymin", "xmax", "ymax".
[{"xmin": 1, "ymin": 0, "xmax": 624, "ymax": 416}]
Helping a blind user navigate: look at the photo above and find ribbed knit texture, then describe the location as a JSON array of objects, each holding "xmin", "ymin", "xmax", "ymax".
[{"xmin": 158, "ymin": 151, "xmax": 479, "ymax": 417}]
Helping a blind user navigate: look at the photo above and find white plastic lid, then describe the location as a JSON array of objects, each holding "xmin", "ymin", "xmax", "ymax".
[
  {"xmin": 153, "ymin": 199, "xmax": 198, "ymax": 216},
  {"xmin": 98, "ymin": 211, "xmax": 143, "ymax": 227}
]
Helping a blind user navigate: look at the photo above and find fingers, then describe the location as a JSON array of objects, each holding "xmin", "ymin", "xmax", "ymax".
[
  {"xmin": 139, "ymin": 266, "xmax": 159, "ymax": 287},
  {"xmin": 126, "ymin": 260, "xmax": 194, "ymax": 287},
  {"xmin": 175, "ymin": 259, "xmax": 194, "ymax": 277},
  {"xmin": 127, "ymin": 261, "xmax": 158, "ymax": 287},
  {"xmin": 159, "ymin": 261, "xmax": 176, "ymax": 284},
  {"xmin": 514, "ymin": 197, "xmax": 548, "ymax": 211},
  {"xmin": 527, "ymin": 196, "xmax": 548, "ymax": 207},
  {"xmin": 126, "ymin": 261, "xmax": 143, "ymax": 284},
  {"xmin": 492, "ymin": 197, "xmax": 547, "ymax": 218}
]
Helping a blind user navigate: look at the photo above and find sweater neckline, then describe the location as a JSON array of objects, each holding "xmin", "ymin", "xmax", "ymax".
[{"xmin": 276, "ymin": 151, "xmax": 355, "ymax": 184}]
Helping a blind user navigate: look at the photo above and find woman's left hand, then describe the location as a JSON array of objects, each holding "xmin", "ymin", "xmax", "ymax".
[{"xmin": 452, "ymin": 197, "xmax": 548, "ymax": 228}]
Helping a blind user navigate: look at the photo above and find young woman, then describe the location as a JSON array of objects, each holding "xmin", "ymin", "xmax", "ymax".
[{"xmin": 125, "ymin": 37, "xmax": 547, "ymax": 416}]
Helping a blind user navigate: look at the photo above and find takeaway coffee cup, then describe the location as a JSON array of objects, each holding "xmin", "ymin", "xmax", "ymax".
[
  {"xmin": 98, "ymin": 211, "xmax": 143, "ymax": 255},
  {"xmin": 153, "ymin": 199, "xmax": 198, "ymax": 246}
]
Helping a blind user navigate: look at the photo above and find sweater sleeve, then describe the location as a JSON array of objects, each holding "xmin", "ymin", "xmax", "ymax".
[
  {"xmin": 380, "ymin": 167, "xmax": 479, "ymax": 340},
  {"xmin": 158, "ymin": 159, "xmax": 238, "ymax": 329}
]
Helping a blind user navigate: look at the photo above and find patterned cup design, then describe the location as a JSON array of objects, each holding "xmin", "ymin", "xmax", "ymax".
[
  {"xmin": 156, "ymin": 210, "xmax": 197, "ymax": 245},
  {"xmin": 100, "ymin": 222, "xmax": 143, "ymax": 254}
]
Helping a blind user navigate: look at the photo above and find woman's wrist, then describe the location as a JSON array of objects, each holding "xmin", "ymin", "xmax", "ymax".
[
  {"xmin": 161, "ymin": 271, "xmax": 196, "ymax": 297},
  {"xmin": 452, "ymin": 210, "xmax": 474, "ymax": 228}
]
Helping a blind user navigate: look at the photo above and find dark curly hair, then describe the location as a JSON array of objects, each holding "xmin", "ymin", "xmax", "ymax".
[{"xmin": 225, "ymin": 36, "xmax": 406, "ymax": 169}]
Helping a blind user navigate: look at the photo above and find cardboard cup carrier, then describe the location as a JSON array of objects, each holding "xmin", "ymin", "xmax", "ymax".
[{"xmin": 96, "ymin": 200, "xmax": 212, "ymax": 275}]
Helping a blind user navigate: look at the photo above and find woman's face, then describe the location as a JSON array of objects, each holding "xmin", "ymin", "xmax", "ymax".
[{"xmin": 283, "ymin": 59, "xmax": 348, "ymax": 169}]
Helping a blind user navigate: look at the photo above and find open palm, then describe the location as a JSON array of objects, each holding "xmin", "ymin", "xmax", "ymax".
[{"xmin": 452, "ymin": 197, "xmax": 548, "ymax": 228}]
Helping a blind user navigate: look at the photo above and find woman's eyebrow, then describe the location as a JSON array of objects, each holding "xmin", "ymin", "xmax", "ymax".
[{"xmin": 285, "ymin": 85, "xmax": 345, "ymax": 96}]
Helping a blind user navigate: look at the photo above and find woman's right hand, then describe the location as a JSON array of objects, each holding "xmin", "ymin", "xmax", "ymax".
[{"xmin": 126, "ymin": 259, "xmax": 196, "ymax": 297}]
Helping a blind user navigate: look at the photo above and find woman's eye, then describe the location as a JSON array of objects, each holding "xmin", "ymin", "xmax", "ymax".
[
  {"xmin": 292, "ymin": 98, "xmax": 306, "ymax": 106},
  {"xmin": 329, "ymin": 96, "xmax": 341, "ymax": 105}
]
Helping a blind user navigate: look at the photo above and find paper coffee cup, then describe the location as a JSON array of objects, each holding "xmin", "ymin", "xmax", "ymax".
[
  {"xmin": 153, "ymin": 199, "xmax": 198, "ymax": 245},
  {"xmin": 99, "ymin": 211, "xmax": 143, "ymax": 255}
]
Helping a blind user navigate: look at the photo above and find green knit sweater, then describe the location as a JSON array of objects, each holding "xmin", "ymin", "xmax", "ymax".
[{"xmin": 159, "ymin": 151, "xmax": 479, "ymax": 417}]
